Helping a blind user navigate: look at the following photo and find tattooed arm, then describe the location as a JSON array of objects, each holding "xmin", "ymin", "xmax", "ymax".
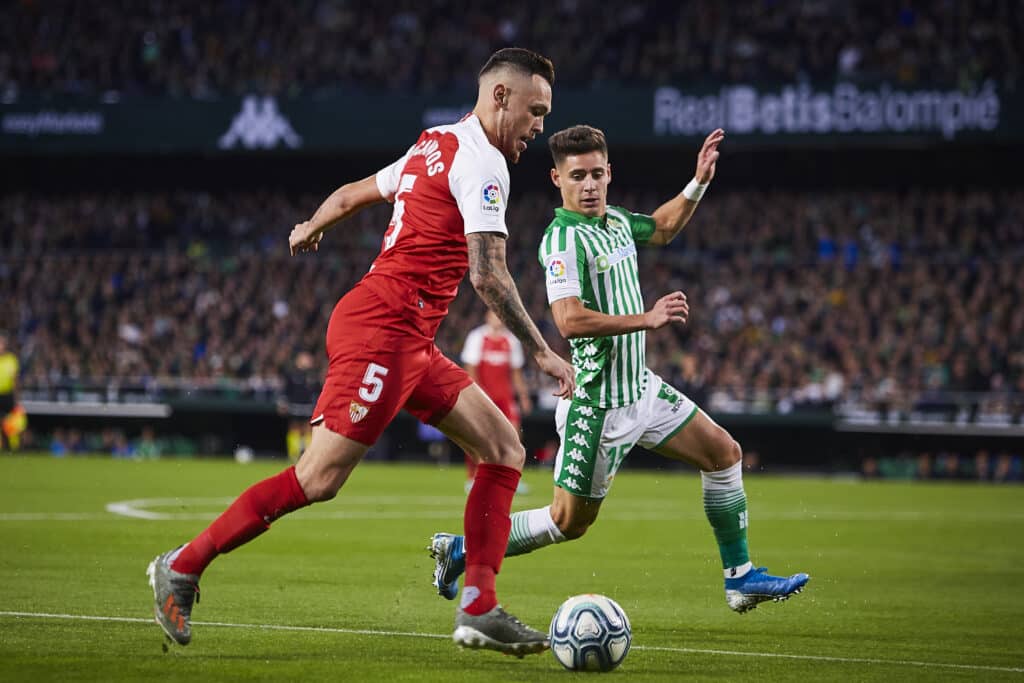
[
  {"xmin": 467, "ymin": 233, "xmax": 545, "ymax": 353},
  {"xmin": 467, "ymin": 232, "xmax": 575, "ymax": 398}
]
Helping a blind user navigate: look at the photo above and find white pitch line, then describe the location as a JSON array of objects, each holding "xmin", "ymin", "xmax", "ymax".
[
  {"xmin": 0, "ymin": 494, "xmax": 1022, "ymax": 523},
  {"xmin": 0, "ymin": 513, "xmax": 118, "ymax": 521},
  {"xmin": 0, "ymin": 611, "xmax": 1020, "ymax": 674},
  {"xmin": 3, "ymin": 509, "xmax": 1024, "ymax": 523}
]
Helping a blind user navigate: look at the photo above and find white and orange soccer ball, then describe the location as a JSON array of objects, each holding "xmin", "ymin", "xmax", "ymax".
[{"xmin": 549, "ymin": 593, "xmax": 632, "ymax": 671}]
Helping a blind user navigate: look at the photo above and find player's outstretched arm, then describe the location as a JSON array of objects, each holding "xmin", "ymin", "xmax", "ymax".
[
  {"xmin": 646, "ymin": 128, "xmax": 724, "ymax": 246},
  {"xmin": 289, "ymin": 175, "xmax": 386, "ymax": 255},
  {"xmin": 551, "ymin": 292, "xmax": 689, "ymax": 339},
  {"xmin": 467, "ymin": 232, "xmax": 575, "ymax": 399}
]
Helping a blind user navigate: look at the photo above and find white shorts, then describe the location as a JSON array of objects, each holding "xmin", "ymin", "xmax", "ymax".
[{"xmin": 552, "ymin": 368, "xmax": 698, "ymax": 498}]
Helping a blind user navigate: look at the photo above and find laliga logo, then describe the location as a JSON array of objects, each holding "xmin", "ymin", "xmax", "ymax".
[
  {"xmin": 482, "ymin": 184, "xmax": 500, "ymax": 205},
  {"xmin": 548, "ymin": 258, "xmax": 567, "ymax": 278}
]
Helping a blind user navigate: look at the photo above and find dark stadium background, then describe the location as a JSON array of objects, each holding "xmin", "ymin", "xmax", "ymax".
[{"xmin": 2, "ymin": 0, "xmax": 1022, "ymax": 481}]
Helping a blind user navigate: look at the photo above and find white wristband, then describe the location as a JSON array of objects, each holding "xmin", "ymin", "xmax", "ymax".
[{"xmin": 682, "ymin": 178, "xmax": 708, "ymax": 202}]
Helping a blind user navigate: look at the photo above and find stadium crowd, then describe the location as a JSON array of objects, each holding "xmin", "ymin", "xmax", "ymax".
[
  {"xmin": 2, "ymin": 187, "xmax": 1022, "ymax": 422},
  {"xmin": 3, "ymin": 0, "xmax": 1019, "ymax": 99}
]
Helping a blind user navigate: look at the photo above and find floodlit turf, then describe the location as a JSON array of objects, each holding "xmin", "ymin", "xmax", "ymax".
[{"xmin": 0, "ymin": 455, "xmax": 1022, "ymax": 681}]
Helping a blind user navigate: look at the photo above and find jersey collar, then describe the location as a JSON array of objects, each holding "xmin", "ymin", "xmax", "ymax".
[{"xmin": 554, "ymin": 206, "xmax": 608, "ymax": 228}]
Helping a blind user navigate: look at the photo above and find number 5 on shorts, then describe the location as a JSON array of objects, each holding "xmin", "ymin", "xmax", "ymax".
[{"xmin": 358, "ymin": 363, "xmax": 389, "ymax": 402}]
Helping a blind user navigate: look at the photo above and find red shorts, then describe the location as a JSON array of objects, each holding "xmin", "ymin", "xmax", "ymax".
[{"xmin": 311, "ymin": 283, "xmax": 472, "ymax": 446}]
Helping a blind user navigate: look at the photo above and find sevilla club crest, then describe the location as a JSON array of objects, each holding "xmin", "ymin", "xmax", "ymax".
[{"xmin": 349, "ymin": 401, "xmax": 369, "ymax": 424}]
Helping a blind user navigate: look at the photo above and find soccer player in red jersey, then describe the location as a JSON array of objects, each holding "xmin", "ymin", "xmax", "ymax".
[
  {"xmin": 460, "ymin": 310, "xmax": 533, "ymax": 492},
  {"xmin": 147, "ymin": 48, "xmax": 574, "ymax": 656}
]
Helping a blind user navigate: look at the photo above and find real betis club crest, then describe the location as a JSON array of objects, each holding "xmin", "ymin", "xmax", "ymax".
[{"xmin": 349, "ymin": 401, "xmax": 369, "ymax": 424}]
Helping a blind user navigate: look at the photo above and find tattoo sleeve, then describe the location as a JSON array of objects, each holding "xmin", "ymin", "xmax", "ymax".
[{"xmin": 466, "ymin": 232, "xmax": 546, "ymax": 356}]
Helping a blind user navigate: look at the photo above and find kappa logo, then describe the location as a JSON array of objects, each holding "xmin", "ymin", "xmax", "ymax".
[
  {"xmin": 576, "ymin": 406, "xmax": 595, "ymax": 417},
  {"xmin": 567, "ymin": 448, "xmax": 586, "ymax": 462},
  {"xmin": 349, "ymin": 401, "xmax": 369, "ymax": 424},
  {"xmin": 571, "ymin": 417, "xmax": 593, "ymax": 433},
  {"xmin": 562, "ymin": 476, "xmax": 582, "ymax": 491},
  {"xmin": 219, "ymin": 96, "xmax": 302, "ymax": 150},
  {"xmin": 569, "ymin": 433, "xmax": 590, "ymax": 448}
]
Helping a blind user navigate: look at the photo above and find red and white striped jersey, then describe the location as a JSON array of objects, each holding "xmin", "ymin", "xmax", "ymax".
[{"xmin": 361, "ymin": 114, "xmax": 510, "ymax": 339}]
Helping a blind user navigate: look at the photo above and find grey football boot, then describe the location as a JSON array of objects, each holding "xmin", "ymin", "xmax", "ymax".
[
  {"xmin": 453, "ymin": 605, "xmax": 550, "ymax": 657},
  {"xmin": 146, "ymin": 546, "xmax": 200, "ymax": 645}
]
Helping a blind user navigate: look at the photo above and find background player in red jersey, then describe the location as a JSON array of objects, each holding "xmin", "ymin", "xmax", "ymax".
[
  {"xmin": 147, "ymin": 48, "xmax": 574, "ymax": 656},
  {"xmin": 461, "ymin": 310, "xmax": 534, "ymax": 493}
]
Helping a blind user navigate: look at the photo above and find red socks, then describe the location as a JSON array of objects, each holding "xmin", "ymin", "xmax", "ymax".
[
  {"xmin": 171, "ymin": 466, "xmax": 309, "ymax": 576},
  {"xmin": 461, "ymin": 463, "xmax": 520, "ymax": 615},
  {"xmin": 170, "ymin": 459, "xmax": 520, "ymax": 618}
]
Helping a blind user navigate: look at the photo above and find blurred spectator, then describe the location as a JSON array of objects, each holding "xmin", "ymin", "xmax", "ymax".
[
  {"xmin": 1, "ymin": 1, "xmax": 1019, "ymax": 99},
  {"xmin": 50, "ymin": 427, "xmax": 69, "ymax": 457},
  {"xmin": 974, "ymin": 449, "xmax": 991, "ymax": 481},
  {"xmin": 993, "ymin": 451, "xmax": 1020, "ymax": 482},
  {"xmin": 861, "ymin": 455, "xmax": 880, "ymax": 479},
  {"xmin": 136, "ymin": 426, "xmax": 162, "ymax": 459},
  {"xmin": 2, "ymin": 187, "xmax": 1022, "ymax": 416},
  {"xmin": 916, "ymin": 452, "xmax": 933, "ymax": 479},
  {"xmin": 2, "ymin": 405, "xmax": 27, "ymax": 451},
  {"xmin": 49, "ymin": 427, "xmax": 88, "ymax": 456},
  {"xmin": 280, "ymin": 350, "xmax": 317, "ymax": 462},
  {"xmin": 111, "ymin": 430, "xmax": 135, "ymax": 458},
  {"xmin": 0, "ymin": 333, "xmax": 19, "ymax": 451},
  {"xmin": 868, "ymin": 449, "xmax": 1022, "ymax": 482}
]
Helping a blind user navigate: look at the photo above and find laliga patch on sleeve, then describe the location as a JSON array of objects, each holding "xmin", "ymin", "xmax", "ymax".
[
  {"xmin": 545, "ymin": 256, "xmax": 568, "ymax": 285},
  {"xmin": 480, "ymin": 180, "xmax": 502, "ymax": 215}
]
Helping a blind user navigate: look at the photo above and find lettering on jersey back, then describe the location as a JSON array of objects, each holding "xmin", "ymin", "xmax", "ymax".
[{"xmin": 409, "ymin": 137, "xmax": 446, "ymax": 176}]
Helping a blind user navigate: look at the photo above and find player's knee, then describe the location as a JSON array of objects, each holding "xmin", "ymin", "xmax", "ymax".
[
  {"xmin": 300, "ymin": 474, "xmax": 342, "ymax": 503},
  {"xmin": 560, "ymin": 520, "xmax": 591, "ymax": 540},
  {"xmin": 550, "ymin": 505, "xmax": 594, "ymax": 540},
  {"xmin": 480, "ymin": 438, "xmax": 526, "ymax": 469},
  {"xmin": 703, "ymin": 434, "xmax": 742, "ymax": 471},
  {"xmin": 720, "ymin": 437, "xmax": 742, "ymax": 468},
  {"xmin": 296, "ymin": 462, "xmax": 353, "ymax": 502}
]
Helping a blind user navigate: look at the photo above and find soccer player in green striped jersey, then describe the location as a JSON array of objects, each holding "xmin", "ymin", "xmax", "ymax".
[{"xmin": 430, "ymin": 125, "xmax": 809, "ymax": 614}]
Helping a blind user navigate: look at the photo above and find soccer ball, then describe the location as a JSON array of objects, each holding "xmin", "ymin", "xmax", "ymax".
[{"xmin": 549, "ymin": 594, "xmax": 632, "ymax": 671}]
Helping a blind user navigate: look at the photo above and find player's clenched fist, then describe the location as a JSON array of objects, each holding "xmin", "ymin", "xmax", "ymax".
[
  {"xmin": 644, "ymin": 291, "xmax": 689, "ymax": 330},
  {"xmin": 289, "ymin": 221, "xmax": 323, "ymax": 255}
]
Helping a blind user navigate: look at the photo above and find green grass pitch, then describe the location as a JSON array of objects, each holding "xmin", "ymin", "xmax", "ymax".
[{"xmin": 0, "ymin": 455, "xmax": 1022, "ymax": 681}]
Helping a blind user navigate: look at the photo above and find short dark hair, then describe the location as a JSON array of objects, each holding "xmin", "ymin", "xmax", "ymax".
[
  {"xmin": 479, "ymin": 47, "xmax": 555, "ymax": 86},
  {"xmin": 548, "ymin": 125, "xmax": 608, "ymax": 164}
]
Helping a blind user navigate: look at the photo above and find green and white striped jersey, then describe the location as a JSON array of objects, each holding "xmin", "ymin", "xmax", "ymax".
[{"xmin": 538, "ymin": 205, "xmax": 657, "ymax": 408}]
